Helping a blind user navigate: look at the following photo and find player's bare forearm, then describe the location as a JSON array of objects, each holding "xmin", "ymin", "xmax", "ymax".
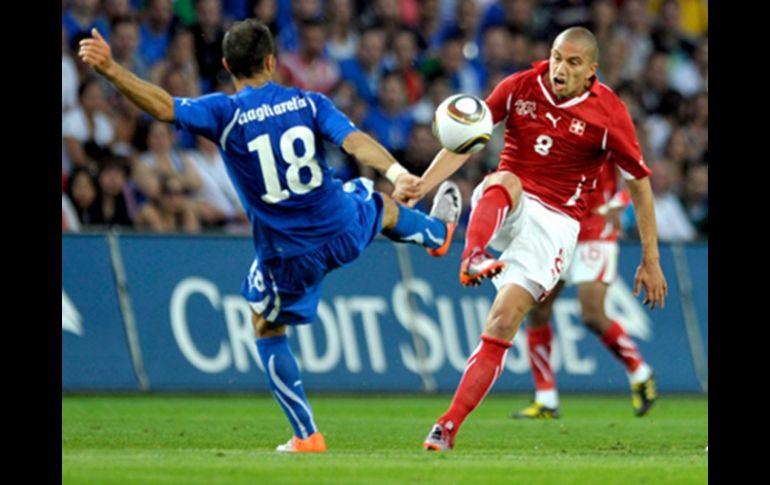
[
  {"xmin": 626, "ymin": 176, "xmax": 668, "ymax": 308},
  {"xmin": 421, "ymin": 149, "xmax": 470, "ymax": 195},
  {"xmin": 101, "ymin": 62, "xmax": 175, "ymax": 122},
  {"xmin": 341, "ymin": 131, "xmax": 400, "ymax": 175},
  {"xmin": 626, "ymin": 177, "xmax": 660, "ymax": 263},
  {"xmin": 79, "ymin": 28, "xmax": 174, "ymax": 122}
]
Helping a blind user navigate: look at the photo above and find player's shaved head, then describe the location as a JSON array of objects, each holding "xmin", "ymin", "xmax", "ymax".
[{"xmin": 554, "ymin": 27, "xmax": 599, "ymax": 63}]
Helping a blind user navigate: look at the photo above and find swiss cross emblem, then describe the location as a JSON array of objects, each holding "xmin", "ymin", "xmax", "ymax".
[
  {"xmin": 514, "ymin": 99, "xmax": 537, "ymax": 119},
  {"xmin": 570, "ymin": 118, "xmax": 586, "ymax": 136}
]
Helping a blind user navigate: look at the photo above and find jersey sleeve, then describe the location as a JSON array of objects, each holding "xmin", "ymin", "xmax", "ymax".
[
  {"xmin": 605, "ymin": 98, "xmax": 651, "ymax": 180},
  {"xmin": 306, "ymin": 91, "xmax": 359, "ymax": 146},
  {"xmin": 173, "ymin": 93, "xmax": 232, "ymax": 141},
  {"xmin": 485, "ymin": 72, "xmax": 523, "ymax": 125}
]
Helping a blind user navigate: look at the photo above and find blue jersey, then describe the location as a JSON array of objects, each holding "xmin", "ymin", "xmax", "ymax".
[{"xmin": 174, "ymin": 82, "xmax": 359, "ymax": 260}]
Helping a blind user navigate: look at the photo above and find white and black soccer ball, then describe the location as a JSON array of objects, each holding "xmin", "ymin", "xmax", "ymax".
[{"xmin": 432, "ymin": 94, "xmax": 493, "ymax": 154}]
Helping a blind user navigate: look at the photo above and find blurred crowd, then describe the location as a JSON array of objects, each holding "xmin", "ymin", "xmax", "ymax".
[{"xmin": 61, "ymin": 0, "xmax": 707, "ymax": 241}]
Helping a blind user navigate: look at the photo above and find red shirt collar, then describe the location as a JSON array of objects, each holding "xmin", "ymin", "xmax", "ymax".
[{"xmin": 533, "ymin": 60, "xmax": 601, "ymax": 98}]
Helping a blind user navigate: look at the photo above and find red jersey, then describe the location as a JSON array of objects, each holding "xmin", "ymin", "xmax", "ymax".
[
  {"xmin": 485, "ymin": 61, "xmax": 650, "ymax": 221},
  {"xmin": 578, "ymin": 158, "xmax": 630, "ymax": 242}
]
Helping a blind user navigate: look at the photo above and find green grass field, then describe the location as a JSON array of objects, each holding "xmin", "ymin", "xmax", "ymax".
[{"xmin": 62, "ymin": 394, "xmax": 708, "ymax": 484}]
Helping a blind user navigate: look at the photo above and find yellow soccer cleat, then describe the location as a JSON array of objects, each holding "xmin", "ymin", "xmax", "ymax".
[
  {"xmin": 512, "ymin": 402, "xmax": 561, "ymax": 420},
  {"xmin": 631, "ymin": 373, "xmax": 657, "ymax": 417}
]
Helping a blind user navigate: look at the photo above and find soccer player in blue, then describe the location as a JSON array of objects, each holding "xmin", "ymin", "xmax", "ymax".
[{"xmin": 79, "ymin": 20, "xmax": 462, "ymax": 453}]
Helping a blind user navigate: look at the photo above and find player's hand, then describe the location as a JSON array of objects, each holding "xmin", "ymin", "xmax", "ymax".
[
  {"xmin": 78, "ymin": 28, "xmax": 114, "ymax": 75},
  {"xmin": 633, "ymin": 259, "xmax": 668, "ymax": 310},
  {"xmin": 393, "ymin": 174, "xmax": 423, "ymax": 207}
]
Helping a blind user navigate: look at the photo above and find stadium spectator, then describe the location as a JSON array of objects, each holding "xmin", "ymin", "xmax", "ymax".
[
  {"xmin": 361, "ymin": 72, "xmax": 414, "ymax": 159},
  {"xmin": 191, "ymin": 0, "xmax": 227, "ymax": 92},
  {"xmin": 134, "ymin": 121, "xmax": 202, "ymax": 203},
  {"xmin": 390, "ymin": 29, "xmax": 424, "ymax": 104},
  {"xmin": 252, "ymin": 0, "xmax": 279, "ymax": 36},
  {"xmin": 110, "ymin": 16, "xmax": 148, "ymax": 81},
  {"xmin": 135, "ymin": 174, "xmax": 201, "ymax": 233},
  {"xmin": 395, "ymin": 27, "xmax": 667, "ymax": 451},
  {"xmin": 339, "ymin": 26, "xmax": 388, "ymax": 107},
  {"xmin": 138, "ymin": 0, "xmax": 178, "ymax": 67},
  {"xmin": 187, "ymin": 136, "xmax": 248, "ymax": 228},
  {"xmin": 149, "ymin": 29, "xmax": 201, "ymax": 95},
  {"xmin": 681, "ymin": 163, "xmax": 708, "ymax": 238},
  {"xmin": 277, "ymin": 19, "xmax": 340, "ymax": 94},
  {"xmin": 102, "ymin": 0, "xmax": 135, "ymax": 26},
  {"xmin": 422, "ymin": 35, "xmax": 483, "ymax": 97},
  {"xmin": 65, "ymin": 167, "xmax": 100, "ymax": 226},
  {"xmin": 62, "ymin": 77, "xmax": 116, "ymax": 173},
  {"xmin": 616, "ymin": 0, "xmax": 654, "ymax": 82},
  {"xmin": 275, "ymin": 0, "xmax": 321, "ymax": 53},
  {"xmin": 323, "ymin": 0, "xmax": 358, "ymax": 63},
  {"xmin": 90, "ymin": 156, "xmax": 134, "ymax": 227},
  {"xmin": 648, "ymin": 161, "xmax": 695, "ymax": 242},
  {"xmin": 63, "ymin": 0, "xmax": 110, "ymax": 45},
  {"xmin": 63, "ymin": 25, "xmax": 80, "ymax": 114}
]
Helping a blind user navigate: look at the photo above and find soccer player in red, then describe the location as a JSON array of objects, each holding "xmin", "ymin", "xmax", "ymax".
[
  {"xmin": 395, "ymin": 27, "xmax": 668, "ymax": 451},
  {"xmin": 514, "ymin": 158, "xmax": 657, "ymax": 420}
]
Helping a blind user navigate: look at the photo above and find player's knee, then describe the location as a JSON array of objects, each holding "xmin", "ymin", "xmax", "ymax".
[
  {"xmin": 529, "ymin": 303, "xmax": 552, "ymax": 327},
  {"xmin": 484, "ymin": 171, "xmax": 522, "ymax": 203},
  {"xmin": 251, "ymin": 312, "xmax": 286, "ymax": 338},
  {"xmin": 486, "ymin": 302, "xmax": 529, "ymax": 338},
  {"xmin": 378, "ymin": 192, "xmax": 398, "ymax": 230},
  {"xmin": 580, "ymin": 303, "xmax": 608, "ymax": 334}
]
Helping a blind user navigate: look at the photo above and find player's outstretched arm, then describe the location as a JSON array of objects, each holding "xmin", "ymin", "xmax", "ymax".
[
  {"xmin": 78, "ymin": 28, "xmax": 174, "ymax": 122},
  {"xmin": 408, "ymin": 149, "xmax": 471, "ymax": 206},
  {"xmin": 626, "ymin": 176, "xmax": 668, "ymax": 309},
  {"xmin": 342, "ymin": 131, "xmax": 422, "ymax": 200}
]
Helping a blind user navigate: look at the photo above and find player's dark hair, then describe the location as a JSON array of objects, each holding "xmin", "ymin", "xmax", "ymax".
[{"xmin": 222, "ymin": 19, "xmax": 275, "ymax": 79}]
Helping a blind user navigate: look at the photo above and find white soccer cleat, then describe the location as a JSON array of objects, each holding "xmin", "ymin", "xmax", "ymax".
[{"xmin": 427, "ymin": 181, "xmax": 463, "ymax": 257}]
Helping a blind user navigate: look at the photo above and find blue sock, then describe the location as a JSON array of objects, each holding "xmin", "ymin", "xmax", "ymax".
[
  {"xmin": 383, "ymin": 205, "xmax": 447, "ymax": 249},
  {"xmin": 256, "ymin": 335, "xmax": 317, "ymax": 439}
]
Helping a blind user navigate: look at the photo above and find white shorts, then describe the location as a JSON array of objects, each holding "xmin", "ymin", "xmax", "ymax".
[
  {"xmin": 561, "ymin": 241, "xmax": 619, "ymax": 286},
  {"xmin": 470, "ymin": 183, "xmax": 580, "ymax": 302}
]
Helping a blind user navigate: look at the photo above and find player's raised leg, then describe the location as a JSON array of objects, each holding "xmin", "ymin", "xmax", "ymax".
[
  {"xmin": 380, "ymin": 180, "xmax": 462, "ymax": 257},
  {"xmin": 460, "ymin": 172, "xmax": 522, "ymax": 286},
  {"xmin": 513, "ymin": 281, "xmax": 565, "ymax": 419},
  {"xmin": 578, "ymin": 281, "xmax": 656, "ymax": 416},
  {"xmin": 251, "ymin": 311, "xmax": 327, "ymax": 453}
]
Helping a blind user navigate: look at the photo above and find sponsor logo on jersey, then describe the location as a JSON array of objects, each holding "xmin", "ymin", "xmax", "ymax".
[{"xmin": 545, "ymin": 112, "xmax": 561, "ymax": 128}]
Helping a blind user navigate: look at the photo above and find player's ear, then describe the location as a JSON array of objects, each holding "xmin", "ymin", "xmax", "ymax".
[
  {"xmin": 222, "ymin": 57, "xmax": 232, "ymax": 75},
  {"xmin": 265, "ymin": 54, "xmax": 276, "ymax": 74}
]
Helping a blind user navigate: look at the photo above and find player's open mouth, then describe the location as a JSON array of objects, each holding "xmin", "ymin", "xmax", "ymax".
[{"xmin": 553, "ymin": 78, "xmax": 566, "ymax": 90}]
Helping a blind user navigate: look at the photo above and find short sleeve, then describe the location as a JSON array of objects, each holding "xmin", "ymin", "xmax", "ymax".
[
  {"xmin": 485, "ymin": 72, "xmax": 524, "ymax": 125},
  {"xmin": 605, "ymin": 98, "xmax": 651, "ymax": 180},
  {"xmin": 174, "ymin": 93, "xmax": 233, "ymax": 141},
  {"xmin": 305, "ymin": 91, "xmax": 359, "ymax": 146}
]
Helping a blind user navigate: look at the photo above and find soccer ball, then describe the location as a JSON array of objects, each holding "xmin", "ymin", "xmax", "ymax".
[{"xmin": 432, "ymin": 94, "xmax": 493, "ymax": 154}]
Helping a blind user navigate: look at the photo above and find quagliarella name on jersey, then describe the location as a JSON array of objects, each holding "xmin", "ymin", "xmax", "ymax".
[{"xmin": 238, "ymin": 95, "xmax": 309, "ymax": 125}]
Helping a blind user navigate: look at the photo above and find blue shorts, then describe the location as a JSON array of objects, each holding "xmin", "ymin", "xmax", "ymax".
[{"xmin": 241, "ymin": 178, "xmax": 384, "ymax": 325}]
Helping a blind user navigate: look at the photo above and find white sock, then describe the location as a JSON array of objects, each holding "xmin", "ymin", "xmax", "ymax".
[
  {"xmin": 628, "ymin": 362, "xmax": 652, "ymax": 384},
  {"xmin": 535, "ymin": 389, "xmax": 559, "ymax": 408}
]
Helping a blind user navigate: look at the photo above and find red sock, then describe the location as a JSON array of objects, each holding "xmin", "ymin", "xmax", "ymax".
[
  {"xmin": 600, "ymin": 321, "xmax": 643, "ymax": 372},
  {"xmin": 438, "ymin": 335, "xmax": 511, "ymax": 434},
  {"xmin": 462, "ymin": 184, "xmax": 513, "ymax": 260},
  {"xmin": 527, "ymin": 325, "xmax": 556, "ymax": 390}
]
